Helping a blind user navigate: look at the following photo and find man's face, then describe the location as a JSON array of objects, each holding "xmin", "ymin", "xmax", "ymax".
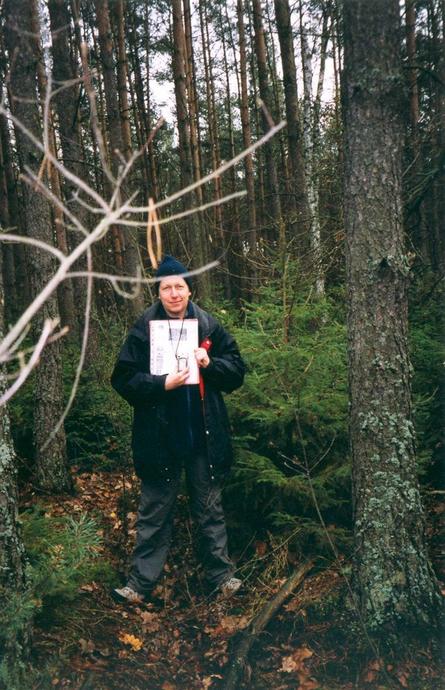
[{"xmin": 158, "ymin": 276, "xmax": 191, "ymax": 318}]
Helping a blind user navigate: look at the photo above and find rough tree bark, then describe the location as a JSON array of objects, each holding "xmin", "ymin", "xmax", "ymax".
[
  {"xmin": 48, "ymin": 0, "xmax": 94, "ymax": 339},
  {"xmin": 236, "ymin": 0, "xmax": 257, "ymax": 289},
  {"xmin": 95, "ymin": 0, "xmax": 143, "ymax": 317},
  {"xmin": 251, "ymin": 0, "xmax": 283, "ymax": 249},
  {"xmin": 30, "ymin": 0, "xmax": 76, "ymax": 335},
  {"xmin": 299, "ymin": 0, "xmax": 324, "ymax": 294},
  {"xmin": 171, "ymin": 0, "xmax": 209, "ymax": 297},
  {"xmin": 274, "ymin": 0, "xmax": 309, "ymax": 234},
  {"xmin": 0, "ymin": 256, "xmax": 30, "ymax": 686},
  {"xmin": 343, "ymin": 0, "xmax": 441, "ymax": 636},
  {"xmin": 4, "ymin": 0, "xmax": 73, "ymax": 494}
]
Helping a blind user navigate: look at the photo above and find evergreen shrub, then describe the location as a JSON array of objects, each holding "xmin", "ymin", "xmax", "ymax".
[
  {"xmin": 20, "ymin": 506, "xmax": 115, "ymax": 607},
  {"xmin": 207, "ymin": 272, "xmax": 351, "ymax": 556},
  {"xmin": 409, "ymin": 274, "xmax": 445, "ymax": 484},
  {"xmin": 215, "ymin": 267, "xmax": 443, "ymax": 561}
]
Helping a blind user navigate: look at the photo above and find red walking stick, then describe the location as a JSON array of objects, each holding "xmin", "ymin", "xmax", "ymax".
[{"xmin": 199, "ymin": 337, "xmax": 212, "ymax": 400}]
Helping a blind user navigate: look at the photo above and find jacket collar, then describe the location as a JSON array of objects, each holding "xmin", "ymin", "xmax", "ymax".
[{"xmin": 143, "ymin": 300, "xmax": 212, "ymax": 339}]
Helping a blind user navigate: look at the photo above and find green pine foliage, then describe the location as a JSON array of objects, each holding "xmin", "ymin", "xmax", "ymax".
[
  {"xmin": 409, "ymin": 273, "xmax": 445, "ymax": 482},
  {"xmin": 0, "ymin": 507, "xmax": 115, "ymax": 689},
  {"xmin": 211, "ymin": 262, "xmax": 443, "ymax": 558},
  {"xmin": 208, "ymin": 267, "xmax": 351, "ymax": 555},
  {"xmin": 20, "ymin": 506, "xmax": 115, "ymax": 606}
]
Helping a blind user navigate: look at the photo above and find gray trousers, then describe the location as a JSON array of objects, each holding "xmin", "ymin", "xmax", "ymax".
[{"xmin": 127, "ymin": 454, "xmax": 233, "ymax": 595}]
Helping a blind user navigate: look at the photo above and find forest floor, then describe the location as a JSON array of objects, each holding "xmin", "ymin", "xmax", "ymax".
[{"xmin": 23, "ymin": 470, "xmax": 443, "ymax": 690}]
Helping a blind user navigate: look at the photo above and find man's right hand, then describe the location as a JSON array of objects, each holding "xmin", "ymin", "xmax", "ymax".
[{"xmin": 164, "ymin": 368, "xmax": 189, "ymax": 390}]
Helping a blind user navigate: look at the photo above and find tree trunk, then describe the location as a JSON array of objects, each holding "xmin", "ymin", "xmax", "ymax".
[
  {"xmin": 0, "ymin": 102, "xmax": 29, "ymax": 319},
  {"xmin": 4, "ymin": 0, "xmax": 73, "ymax": 494},
  {"xmin": 183, "ymin": 0, "xmax": 210, "ymax": 292},
  {"xmin": 218, "ymin": 1, "xmax": 242, "ymax": 301},
  {"xmin": 343, "ymin": 0, "xmax": 441, "ymax": 636},
  {"xmin": 274, "ymin": 0, "xmax": 309, "ymax": 236},
  {"xmin": 0, "ymin": 251, "xmax": 31, "ymax": 686},
  {"xmin": 199, "ymin": 0, "xmax": 230, "ymax": 298},
  {"xmin": 0, "ymin": 99, "xmax": 17, "ymax": 324},
  {"xmin": 299, "ymin": 0, "xmax": 324, "ymax": 294},
  {"xmin": 95, "ymin": 0, "xmax": 141, "ymax": 316},
  {"xmin": 251, "ymin": 0, "xmax": 282, "ymax": 248},
  {"xmin": 30, "ymin": 0, "xmax": 77, "ymax": 335},
  {"xmin": 127, "ymin": 7, "xmax": 150, "ymax": 195},
  {"xmin": 48, "ymin": 0, "xmax": 93, "ymax": 335},
  {"xmin": 171, "ymin": 0, "xmax": 209, "ymax": 297},
  {"xmin": 112, "ymin": 0, "xmax": 145, "ymax": 314},
  {"xmin": 406, "ymin": 0, "xmax": 420, "ymax": 141},
  {"xmin": 236, "ymin": 0, "xmax": 257, "ymax": 290}
]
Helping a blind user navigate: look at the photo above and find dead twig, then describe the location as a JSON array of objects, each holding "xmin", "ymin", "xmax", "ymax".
[{"xmin": 222, "ymin": 560, "xmax": 313, "ymax": 690}]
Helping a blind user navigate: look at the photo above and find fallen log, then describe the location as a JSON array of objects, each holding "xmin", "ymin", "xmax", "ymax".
[{"xmin": 222, "ymin": 560, "xmax": 314, "ymax": 690}]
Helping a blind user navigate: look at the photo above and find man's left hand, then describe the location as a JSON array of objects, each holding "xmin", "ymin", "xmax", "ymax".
[{"xmin": 195, "ymin": 347, "xmax": 210, "ymax": 368}]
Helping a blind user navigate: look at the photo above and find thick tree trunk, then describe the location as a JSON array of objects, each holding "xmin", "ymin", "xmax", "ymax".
[
  {"xmin": 4, "ymin": 0, "xmax": 73, "ymax": 494},
  {"xmin": 30, "ymin": 0, "xmax": 77, "ymax": 335},
  {"xmin": 0, "ymin": 255, "xmax": 31, "ymax": 685},
  {"xmin": 0, "ymin": 105, "xmax": 29, "ymax": 320},
  {"xmin": 343, "ymin": 0, "xmax": 441, "ymax": 635},
  {"xmin": 48, "ymin": 0, "xmax": 101, "ymax": 360}
]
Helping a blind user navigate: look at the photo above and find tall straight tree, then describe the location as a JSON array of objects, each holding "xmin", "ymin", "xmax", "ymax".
[
  {"xmin": 251, "ymin": 0, "xmax": 283, "ymax": 250},
  {"xmin": 274, "ymin": 0, "xmax": 309, "ymax": 232},
  {"xmin": 343, "ymin": 0, "xmax": 441, "ymax": 635},
  {"xmin": 4, "ymin": 0, "xmax": 72, "ymax": 493},
  {"xmin": 0, "ymin": 250, "xmax": 30, "ymax": 685},
  {"xmin": 48, "ymin": 0, "xmax": 91, "ymax": 338},
  {"xmin": 236, "ymin": 0, "xmax": 257, "ymax": 288},
  {"xmin": 95, "ymin": 0, "xmax": 143, "ymax": 316},
  {"xmin": 171, "ymin": 0, "xmax": 209, "ymax": 296}
]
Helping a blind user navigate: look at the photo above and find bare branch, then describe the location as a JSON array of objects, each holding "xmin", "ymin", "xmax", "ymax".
[
  {"xmin": 127, "ymin": 120, "xmax": 286, "ymax": 213},
  {"xmin": 0, "ymin": 232, "xmax": 66, "ymax": 262},
  {"xmin": 0, "ymin": 319, "xmax": 58, "ymax": 405}
]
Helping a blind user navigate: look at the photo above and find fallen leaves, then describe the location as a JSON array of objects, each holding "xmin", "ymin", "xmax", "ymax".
[
  {"xmin": 140, "ymin": 610, "xmax": 161, "ymax": 632},
  {"xmin": 205, "ymin": 614, "xmax": 249, "ymax": 637},
  {"xmin": 118, "ymin": 632, "xmax": 143, "ymax": 652},
  {"xmin": 280, "ymin": 646, "xmax": 318, "ymax": 689},
  {"xmin": 201, "ymin": 674, "xmax": 223, "ymax": 688},
  {"xmin": 280, "ymin": 645, "xmax": 313, "ymax": 672}
]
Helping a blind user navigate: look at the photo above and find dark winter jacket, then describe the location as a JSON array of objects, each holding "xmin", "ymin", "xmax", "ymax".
[{"xmin": 111, "ymin": 301, "xmax": 246, "ymax": 482}]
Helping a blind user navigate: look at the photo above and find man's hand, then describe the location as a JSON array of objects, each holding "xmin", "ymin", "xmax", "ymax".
[
  {"xmin": 195, "ymin": 347, "xmax": 210, "ymax": 368},
  {"xmin": 165, "ymin": 368, "xmax": 189, "ymax": 390}
]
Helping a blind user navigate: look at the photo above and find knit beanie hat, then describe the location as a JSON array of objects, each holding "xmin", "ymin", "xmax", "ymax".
[{"xmin": 155, "ymin": 255, "xmax": 192, "ymax": 292}]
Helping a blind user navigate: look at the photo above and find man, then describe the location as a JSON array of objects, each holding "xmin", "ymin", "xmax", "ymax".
[{"xmin": 111, "ymin": 256, "xmax": 246, "ymax": 603}]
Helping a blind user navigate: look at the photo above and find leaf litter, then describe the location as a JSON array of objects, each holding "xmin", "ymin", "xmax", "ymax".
[{"xmin": 24, "ymin": 469, "xmax": 443, "ymax": 689}]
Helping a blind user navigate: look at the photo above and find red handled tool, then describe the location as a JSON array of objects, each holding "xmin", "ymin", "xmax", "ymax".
[{"xmin": 199, "ymin": 337, "xmax": 212, "ymax": 400}]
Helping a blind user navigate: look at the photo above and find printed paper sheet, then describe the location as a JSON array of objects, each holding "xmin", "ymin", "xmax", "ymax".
[{"xmin": 149, "ymin": 319, "xmax": 199, "ymax": 385}]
